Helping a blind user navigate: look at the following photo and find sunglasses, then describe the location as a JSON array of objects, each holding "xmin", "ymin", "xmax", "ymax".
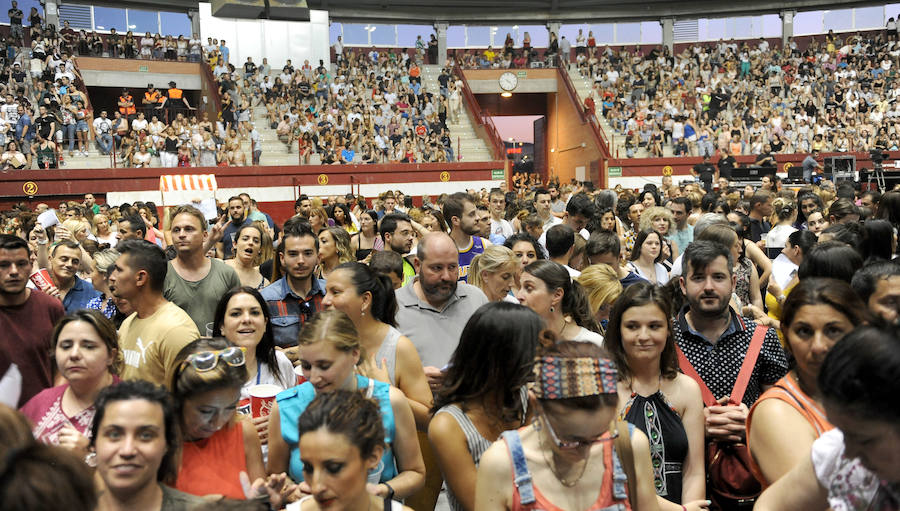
[
  {"xmin": 541, "ymin": 412, "xmax": 618, "ymax": 450},
  {"xmin": 180, "ymin": 346, "xmax": 246, "ymax": 373}
]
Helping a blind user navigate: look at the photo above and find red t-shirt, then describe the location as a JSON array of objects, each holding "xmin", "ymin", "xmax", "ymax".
[{"xmin": 2, "ymin": 289, "xmax": 65, "ymax": 407}]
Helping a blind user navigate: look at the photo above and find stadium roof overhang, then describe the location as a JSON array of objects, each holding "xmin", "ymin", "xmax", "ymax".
[{"xmin": 92, "ymin": 0, "xmax": 888, "ymax": 24}]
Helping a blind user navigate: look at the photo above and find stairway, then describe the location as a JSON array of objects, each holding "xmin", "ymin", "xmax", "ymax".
[
  {"xmin": 62, "ymin": 66, "xmax": 497, "ymax": 169},
  {"xmin": 565, "ymin": 66, "xmax": 673, "ymax": 159},
  {"xmin": 420, "ymin": 65, "xmax": 494, "ymax": 162}
]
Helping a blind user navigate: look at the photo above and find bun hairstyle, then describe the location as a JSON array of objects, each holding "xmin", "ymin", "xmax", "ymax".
[
  {"xmin": 523, "ymin": 260, "xmax": 601, "ymax": 333},
  {"xmin": 772, "ymin": 197, "xmax": 797, "ymax": 222},
  {"xmin": 333, "ymin": 262, "xmax": 398, "ymax": 326},
  {"xmin": 298, "ymin": 390, "xmax": 385, "ymax": 460}
]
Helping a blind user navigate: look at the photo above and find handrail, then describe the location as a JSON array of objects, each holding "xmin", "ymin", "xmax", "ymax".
[
  {"xmin": 556, "ymin": 67, "xmax": 610, "ymax": 158},
  {"xmin": 71, "ymin": 57, "xmax": 96, "ymax": 141},
  {"xmin": 199, "ymin": 61, "xmax": 223, "ymax": 122},
  {"xmin": 452, "ymin": 61, "xmax": 505, "ymax": 161}
]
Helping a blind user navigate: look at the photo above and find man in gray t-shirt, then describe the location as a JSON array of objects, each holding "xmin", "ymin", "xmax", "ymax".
[
  {"xmin": 163, "ymin": 206, "xmax": 241, "ymax": 332},
  {"xmin": 395, "ymin": 232, "xmax": 488, "ymax": 392}
]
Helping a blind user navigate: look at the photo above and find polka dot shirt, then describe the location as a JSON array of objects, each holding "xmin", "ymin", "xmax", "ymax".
[{"xmin": 673, "ymin": 307, "xmax": 789, "ymax": 408}]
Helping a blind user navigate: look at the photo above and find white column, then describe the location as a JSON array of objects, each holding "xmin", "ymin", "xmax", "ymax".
[
  {"xmin": 435, "ymin": 22, "xmax": 448, "ymax": 66},
  {"xmin": 661, "ymin": 17, "xmax": 674, "ymax": 53},
  {"xmin": 781, "ymin": 10, "xmax": 795, "ymax": 50}
]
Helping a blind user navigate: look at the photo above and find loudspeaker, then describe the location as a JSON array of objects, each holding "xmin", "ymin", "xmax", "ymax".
[
  {"xmin": 210, "ymin": 0, "xmax": 265, "ymax": 18},
  {"xmin": 268, "ymin": 0, "xmax": 310, "ymax": 21}
]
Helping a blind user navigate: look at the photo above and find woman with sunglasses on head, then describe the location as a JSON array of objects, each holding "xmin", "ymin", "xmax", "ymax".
[
  {"xmin": 268, "ymin": 310, "xmax": 425, "ymax": 500},
  {"xmin": 21, "ymin": 309, "xmax": 121, "ymax": 458},
  {"xmin": 605, "ymin": 282, "xmax": 709, "ymax": 511},
  {"xmin": 429, "ymin": 302, "xmax": 542, "ymax": 511},
  {"xmin": 284, "ymin": 391, "xmax": 413, "ymax": 511},
  {"xmin": 322, "ymin": 262, "xmax": 432, "ymax": 429},
  {"xmin": 475, "ymin": 337, "xmax": 661, "ymax": 511},
  {"xmin": 170, "ymin": 337, "xmax": 269, "ymax": 500},
  {"xmin": 213, "ymin": 287, "xmax": 296, "ymax": 447}
]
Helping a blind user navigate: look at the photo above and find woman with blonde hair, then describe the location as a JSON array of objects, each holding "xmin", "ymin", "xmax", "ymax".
[
  {"xmin": 639, "ymin": 205, "xmax": 678, "ymax": 260},
  {"xmin": 576, "ymin": 263, "xmax": 624, "ymax": 334},
  {"xmin": 468, "ymin": 245, "xmax": 520, "ymax": 302},
  {"xmin": 92, "ymin": 214, "xmax": 117, "ymax": 247},
  {"xmin": 316, "ymin": 226, "xmax": 354, "ymax": 279},
  {"xmin": 268, "ymin": 310, "xmax": 426, "ymax": 499},
  {"xmin": 86, "ymin": 248, "xmax": 121, "ymax": 320}
]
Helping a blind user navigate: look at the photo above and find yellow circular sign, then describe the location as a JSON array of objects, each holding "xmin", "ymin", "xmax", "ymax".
[
  {"xmin": 783, "ymin": 162, "xmax": 793, "ymax": 171},
  {"xmin": 317, "ymin": 174, "xmax": 329, "ymax": 185},
  {"xmin": 662, "ymin": 166, "xmax": 673, "ymax": 176},
  {"xmin": 23, "ymin": 181, "xmax": 38, "ymax": 196},
  {"xmin": 439, "ymin": 171, "xmax": 450, "ymax": 182}
]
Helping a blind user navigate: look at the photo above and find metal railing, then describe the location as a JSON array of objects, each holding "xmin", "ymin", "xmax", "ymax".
[
  {"xmin": 451, "ymin": 62, "xmax": 505, "ymax": 161},
  {"xmin": 556, "ymin": 66, "xmax": 611, "ymax": 158}
]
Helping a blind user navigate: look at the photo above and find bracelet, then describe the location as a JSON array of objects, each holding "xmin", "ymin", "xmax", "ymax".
[
  {"xmin": 681, "ymin": 506, "xmax": 687, "ymax": 511},
  {"xmin": 382, "ymin": 482, "xmax": 395, "ymax": 501}
]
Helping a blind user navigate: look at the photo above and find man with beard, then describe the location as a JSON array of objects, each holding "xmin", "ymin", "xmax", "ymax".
[
  {"xmin": 163, "ymin": 205, "xmax": 240, "ymax": 332},
  {"xmin": 379, "ymin": 213, "xmax": 416, "ymax": 286},
  {"xmin": 49, "ymin": 239, "xmax": 101, "ymax": 313},
  {"xmin": 673, "ymin": 241, "xmax": 787, "ymax": 444},
  {"xmin": 443, "ymin": 192, "xmax": 491, "ymax": 283},
  {"xmin": 395, "ymin": 232, "xmax": 488, "ymax": 391},
  {"xmin": 260, "ymin": 221, "xmax": 324, "ymax": 348},
  {"xmin": 110, "ymin": 239, "xmax": 199, "ymax": 387},
  {"xmin": 218, "ymin": 196, "xmax": 250, "ymax": 259},
  {"xmin": 0, "ymin": 234, "xmax": 65, "ymax": 407}
]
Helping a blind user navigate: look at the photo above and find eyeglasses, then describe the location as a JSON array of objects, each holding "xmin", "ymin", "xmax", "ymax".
[
  {"xmin": 180, "ymin": 346, "xmax": 247, "ymax": 373},
  {"xmin": 540, "ymin": 412, "xmax": 618, "ymax": 450}
]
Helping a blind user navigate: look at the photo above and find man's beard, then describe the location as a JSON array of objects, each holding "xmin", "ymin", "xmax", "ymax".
[{"xmin": 688, "ymin": 291, "xmax": 730, "ymax": 318}]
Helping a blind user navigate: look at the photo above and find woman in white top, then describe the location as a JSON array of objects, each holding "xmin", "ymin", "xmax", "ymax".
[
  {"xmin": 212, "ymin": 286, "xmax": 295, "ymax": 446},
  {"xmin": 92, "ymin": 214, "xmax": 117, "ymax": 248},
  {"xmin": 322, "ymin": 262, "xmax": 432, "ymax": 429},
  {"xmin": 628, "ymin": 229, "xmax": 670, "ymax": 285},
  {"xmin": 468, "ymin": 245, "xmax": 520, "ymax": 303},
  {"xmin": 225, "ymin": 223, "xmax": 269, "ymax": 289},
  {"xmin": 766, "ymin": 197, "xmax": 799, "ymax": 251},
  {"xmin": 516, "ymin": 259, "xmax": 605, "ymax": 346},
  {"xmin": 139, "ymin": 32, "xmax": 154, "ymax": 59},
  {"xmin": 131, "ymin": 142, "xmax": 152, "ymax": 168}
]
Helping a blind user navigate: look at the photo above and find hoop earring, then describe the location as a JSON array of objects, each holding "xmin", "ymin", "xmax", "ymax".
[{"xmin": 549, "ymin": 306, "xmax": 555, "ymax": 313}]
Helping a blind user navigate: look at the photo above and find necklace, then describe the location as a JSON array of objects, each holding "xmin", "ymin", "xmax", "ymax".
[{"xmin": 536, "ymin": 417, "xmax": 590, "ymax": 487}]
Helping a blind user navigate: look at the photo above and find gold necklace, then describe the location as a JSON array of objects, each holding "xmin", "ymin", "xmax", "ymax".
[{"xmin": 536, "ymin": 417, "xmax": 590, "ymax": 487}]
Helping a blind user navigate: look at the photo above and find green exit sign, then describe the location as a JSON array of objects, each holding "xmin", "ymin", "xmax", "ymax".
[
  {"xmin": 138, "ymin": 65, "xmax": 149, "ymax": 72},
  {"xmin": 608, "ymin": 166, "xmax": 623, "ymax": 177},
  {"xmin": 491, "ymin": 169, "xmax": 505, "ymax": 180},
  {"xmin": 516, "ymin": 71, "xmax": 527, "ymax": 78}
]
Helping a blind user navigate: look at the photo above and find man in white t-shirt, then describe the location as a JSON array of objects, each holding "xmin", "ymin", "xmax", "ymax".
[{"xmin": 488, "ymin": 189, "xmax": 513, "ymax": 243}]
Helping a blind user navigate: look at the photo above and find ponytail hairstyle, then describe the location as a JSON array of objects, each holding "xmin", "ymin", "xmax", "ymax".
[
  {"xmin": 772, "ymin": 197, "xmax": 797, "ymax": 223},
  {"xmin": 332, "ymin": 262, "xmax": 398, "ymax": 326},
  {"xmin": 468, "ymin": 244, "xmax": 520, "ymax": 291},
  {"xmin": 523, "ymin": 260, "xmax": 601, "ymax": 333}
]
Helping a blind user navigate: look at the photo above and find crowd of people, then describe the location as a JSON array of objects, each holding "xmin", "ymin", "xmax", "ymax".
[
  {"xmin": 1, "ymin": 166, "xmax": 899, "ymax": 511},
  {"xmin": 579, "ymin": 27, "xmax": 900, "ymax": 158}
]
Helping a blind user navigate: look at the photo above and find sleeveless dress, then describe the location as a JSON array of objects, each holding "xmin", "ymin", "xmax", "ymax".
[
  {"xmin": 175, "ymin": 421, "xmax": 249, "ymax": 499},
  {"xmin": 288, "ymin": 495, "xmax": 405, "ymax": 510},
  {"xmin": 457, "ymin": 236, "xmax": 485, "ymax": 283},
  {"xmin": 374, "ymin": 326, "xmax": 401, "ymax": 385},
  {"xmin": 746, "ymin": 372, "xmax": 834, "ymax": 487},
  {"xmin": 435, "ymin": 404, "xmax": 493, "ymax": 511},
  {"xmin": 621, "ymin": 391, "xmax": 688, "ymax": 502},
  {"xmin": 277, "ymin": 375, "xmax": 397, "ymax": 484},
  {"xmin": 503, "ymin": 428, "xmax": 632, "ymax": 511}
]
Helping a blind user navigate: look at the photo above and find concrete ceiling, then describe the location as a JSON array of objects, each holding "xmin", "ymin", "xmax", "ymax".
[{"xmin": 84, "ymin": 0, "xmax": 889, "ymax": 24}]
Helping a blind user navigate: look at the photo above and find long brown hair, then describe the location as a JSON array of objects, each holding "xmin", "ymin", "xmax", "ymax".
[{"xmin": 604, "ymin": 281, "xmax": 678, "ymax": 381}]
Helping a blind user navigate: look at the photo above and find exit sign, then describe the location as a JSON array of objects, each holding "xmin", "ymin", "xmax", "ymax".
[
  {"xmin": 516, "ymin": 71, "xmax": 527, "ymax": 78},
  {"xmin": 138, "ymin": 65, "xmax": 149, "ymax": 72},
  {"xmin": 491, "ymin": 169, "xmax": 505, "ymax": 180},
  {"xmin": 608, "ymin": 166, "xmax": 623, "ymax": 177}
]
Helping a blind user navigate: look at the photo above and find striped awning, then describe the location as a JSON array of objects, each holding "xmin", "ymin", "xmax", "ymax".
[{"xmin": 159, "ymin": 174, "xmax": 218, "ymax": 192}]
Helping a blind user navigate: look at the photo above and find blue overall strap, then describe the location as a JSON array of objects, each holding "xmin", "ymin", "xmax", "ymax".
[
  {"xmin": 611, "ymin": 423, "xmax": 636, "ymax": 502},
  {"xmin": 501, "ymin": 430, "xmax": 536, "ymax": 505}
]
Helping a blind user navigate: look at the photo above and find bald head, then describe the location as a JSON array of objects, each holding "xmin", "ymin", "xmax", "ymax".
[{"xmin": 416, "ymin": 231, "xmax": 456, "ymax": 263}]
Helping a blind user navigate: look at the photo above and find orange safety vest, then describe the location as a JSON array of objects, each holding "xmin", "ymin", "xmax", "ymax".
[
  {"xmin": 144, "ymin": 90, "xmax": 161, "ymax": 105},
  {"xmin": 168, "ymin": 87, "xmax": 183, "ymax": 100},
  {"xmin": 119, "ymin": 94, "xmax": 136, "ymax": 115}
]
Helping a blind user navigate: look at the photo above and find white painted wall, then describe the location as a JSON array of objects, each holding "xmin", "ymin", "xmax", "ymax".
[{"xmin": 198, "ymin": 4, "xmax": 331, "ymax": 72}]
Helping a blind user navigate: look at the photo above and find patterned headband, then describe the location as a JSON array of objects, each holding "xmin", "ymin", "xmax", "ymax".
[{"xmin": 532, "ymin": 356, "xmax": 618, "ymax": 399}]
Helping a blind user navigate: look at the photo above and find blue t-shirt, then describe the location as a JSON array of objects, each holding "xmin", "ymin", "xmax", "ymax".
[
  {"xmin": 341, "ymin": 148, "xmax": 355, "ymax": 162},
  {"xmin": 277, "ymin": 375, "xmax": 397, "ymax": 483}
]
